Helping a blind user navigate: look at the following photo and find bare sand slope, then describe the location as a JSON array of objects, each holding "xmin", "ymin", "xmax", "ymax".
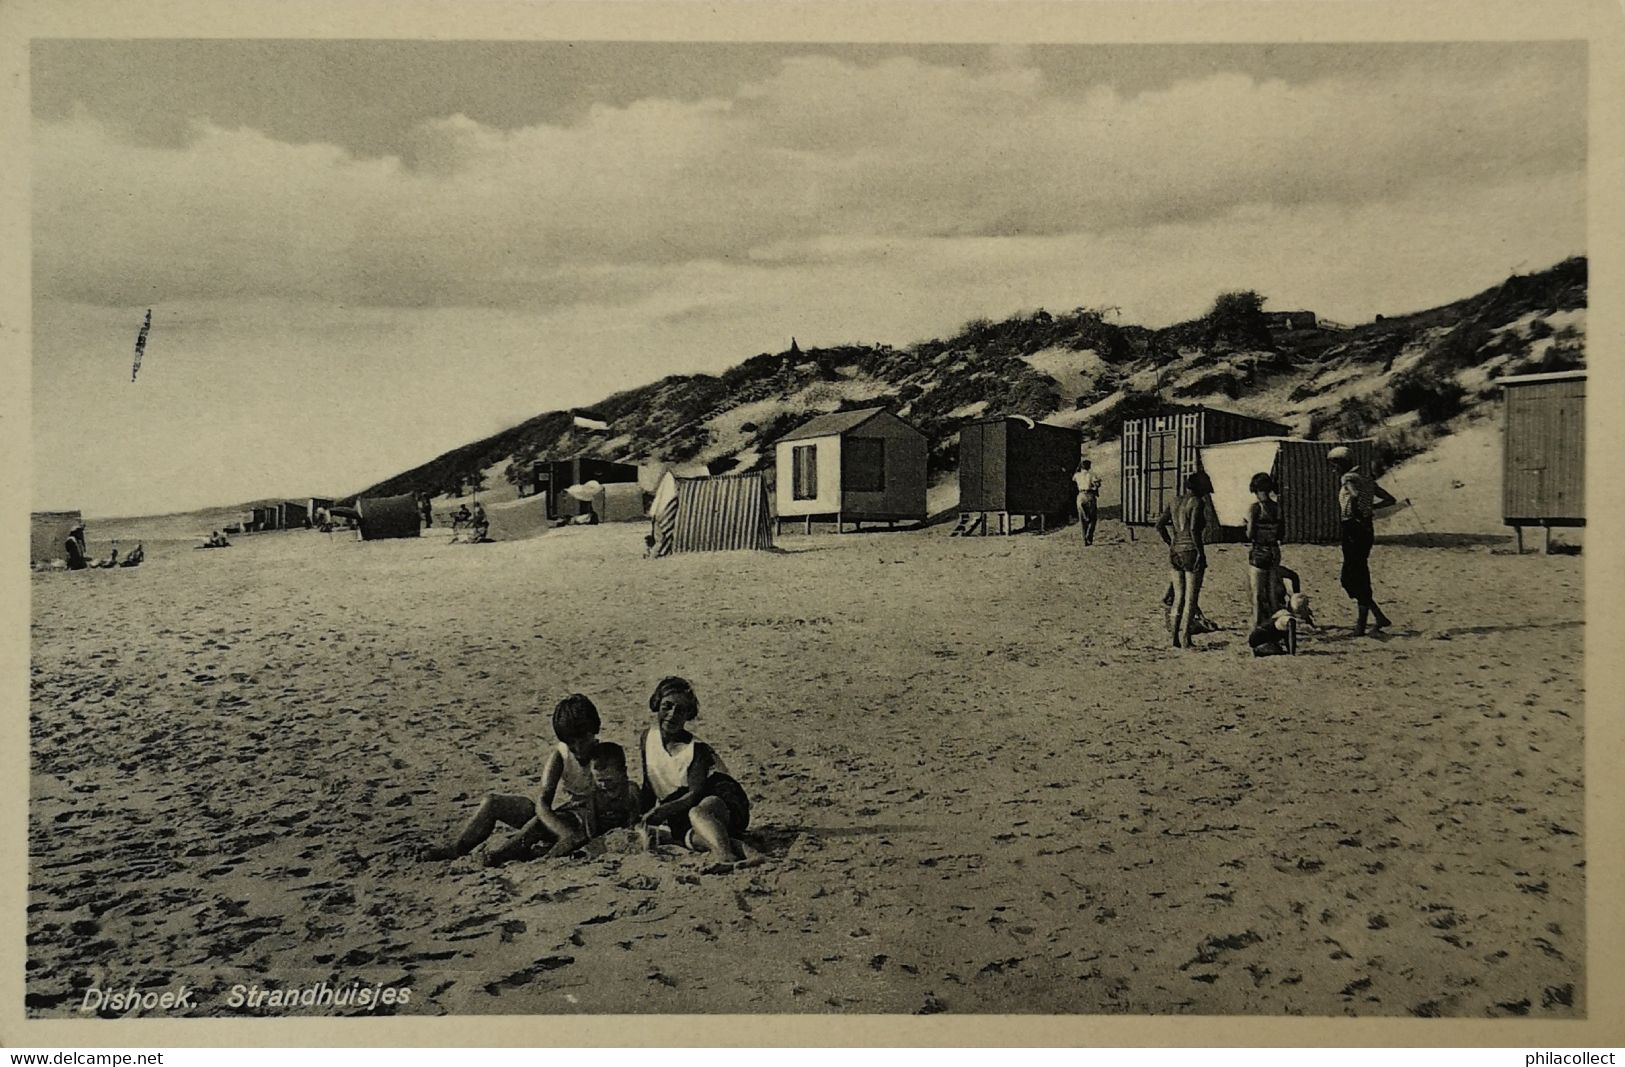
[{"xmin": 28, "ymin": 521, "xmax": 1583, "ymax": 1017}]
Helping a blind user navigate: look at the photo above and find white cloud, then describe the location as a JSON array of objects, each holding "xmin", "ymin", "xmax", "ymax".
[
  {"xmin": 30, "ymin": 49, "xmax": 1586, "ymax": 514},
  {"xmin": 34, "ymin": 51, "xmax": 1582, "ymax": 310}
]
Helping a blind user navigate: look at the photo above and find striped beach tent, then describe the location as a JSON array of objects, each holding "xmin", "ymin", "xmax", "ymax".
[{"xmin": 652, "ymin": 471, "xmax": 773, "ymax": 555}]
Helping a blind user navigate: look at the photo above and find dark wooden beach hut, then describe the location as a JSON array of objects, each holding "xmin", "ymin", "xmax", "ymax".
[
  {"xmin": 956, "ymin": 417, "xmax": 1082, "ymax": 534},
  {"xmin": 771, "ymin": 407, "xmax": 928, "ymax": 533},
  {"xmin": 531, "ymin": 458, "xmax": 640, "ymax": 520},
  {"xmin": 356, "ymin": 494, "xmax": 422, "ymax": 541},
  {"xmin": 278, "ymin": 500, "xmax": 309, "ymax": 529},
  {"xmin": 1120, "ymin": 405, "xmax": 1289, "ymax": 527},
  {"xmin": 1499, "ymin": 370, "xmax": 1585, "ymax": 552}
]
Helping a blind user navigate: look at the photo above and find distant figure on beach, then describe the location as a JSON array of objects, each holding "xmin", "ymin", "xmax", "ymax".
[
  {"xmin": 1156, "ymin": 471, "xmax": 1216, "ymax": 649},
  {"xmin": 94, "ymin": 546, "xmax": 120, "ymax": 568},
  {"xmin": 1073, "ymin": 458, "xmax": 1102, "ymax": 546},
  {"xmin": 471, "ymin": 502, "xmax": 489, "ymax": 542},
  {"xmin": 418, "ymin": 494, "xmax": 433, "ymax": 529},
  {"xmin": 119, "ymin": 543, "xmax": 144, "ymax": 568},
  {"xmin": 417, "ymin": 693, "xmax": 608, "ymax": 866},
  {"xmin": 1245, "ymin": 472, "xmax": 1286, "ymax": 630},
  {"xmin": 64, "ymin": 525, "xmax": 89, "ymax": 570},
  {"xmin": 1328, "ymin": 446, "xmax": 1396, "ymax": 636},
  {"xmin": 638, "ymin": 677, "xmax": 760, "ymax": 869}
]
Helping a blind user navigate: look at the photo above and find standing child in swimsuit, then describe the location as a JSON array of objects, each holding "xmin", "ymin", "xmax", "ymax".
[
  {"xmin": 638, "ymin": 676, "xmax": 758, "ymax": 867},
  {"xmin": 1156, "ymin": 471, "xmax": 1216, "ymax": 649},
  {"xmin": 417, "ymin": 693, "xmax": 603, "ymax": 866},
  {"xmin": 1244, "ymin": 472, "xmax": 1286, "ymax": 631}
]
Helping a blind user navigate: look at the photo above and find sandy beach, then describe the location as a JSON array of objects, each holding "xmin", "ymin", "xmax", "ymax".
[{"xmin": 27, "ymin": 516, "xmax": 1584, "ymax": 1018}]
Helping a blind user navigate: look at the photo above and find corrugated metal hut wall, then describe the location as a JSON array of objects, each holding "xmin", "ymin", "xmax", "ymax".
[
  {"xmin": 31, "ymin": 511, "xmax": 82, "ymax": 564},
  {"xmin": 773, "ymin": 434, "xmax": 841, "ymax": 517},
  {"xmin": 1006, "ymin": 421, "xmax": 1083, "ymax": 516},
  {"xmin": 1120, "ymin": 410, "xmax": 1202, "ymax": 525},
  {"xmin": 357, "ymin": 494, "xmax": 422, "ymax": 540},
  {"xmin": 956, "ymin": 420, "xmax": 1002, "ymax": 512},
  {"xmin": 672, "ymin": 472, "xmax": 775, "ymax": 553},
  {"xmin": 1121, "ymin": 408, "xmax": 1291, "ymax": 525},
  {"xmin": 1503, "ymin": 378, "xmax": 1586, "ymax": 524},
  {"xmin": 1273, "ymin": 439, "xmax": 1375, "ymax": 543},
  {"xmin": 1201, "ymin": 409, "xmax": 1292, "ymax": 447},
  {"xmin": 838, "ymin": 414, "xmax": 928, "ymax": 521}
]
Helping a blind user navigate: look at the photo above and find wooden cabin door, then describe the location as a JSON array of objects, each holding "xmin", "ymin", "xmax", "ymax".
[{"xmin": 1147, "ymin": 428, "xmax": 1181, "ymax": 519}]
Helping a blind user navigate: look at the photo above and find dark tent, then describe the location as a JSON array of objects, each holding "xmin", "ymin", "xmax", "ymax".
[{"xmin": 356, "ymin": 494, "xmax": 422, "ymax": 540}]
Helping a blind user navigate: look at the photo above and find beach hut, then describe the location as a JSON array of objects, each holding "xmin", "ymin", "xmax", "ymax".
[
  {"xmin": 31, "ymin": 511, "xmax": 83, "ymax": 567},
  {"xmin": 650, "ymin": 471, "xmax": 772, "ymax": 556},
  {"xmin": 355, "ymin": 494, "xmax": 421, "ymax": 541},
  {"xmin": 532, "ymin": 458, "xmax": 640, "ymax": 520},
  {"xmin": 956, "ymin": 417, "xmax": 1082, "ymax": 534},
  {"xmin": 1499, "ymin": 370, "xmax": 1585, "ymax": 553},
  {"xmin": 771, "ymin": 407, "xmax": 928, "ymax": 533},
  {"xmin": 1199, "ymin": 437, "xmax": 1376, "ymax": 543},
  {"xmin": 251, "ymin": 505, "xmax": 277, "ymax": 531},
  {"xmin": 1120, "ymin": 405, "xmax": 1289, "ymax": 528},
  {"xmin": 278, "ymin": 500, "xmax": 309, "ymax": 529}
]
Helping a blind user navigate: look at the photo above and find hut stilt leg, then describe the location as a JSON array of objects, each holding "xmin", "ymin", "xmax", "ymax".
[
  {"xmin": 1543, "ymin": 523, "xmax": 1552, "ymax": 555},
  {"xmin": 1514, "ymin": 525, "xmax": 1523, "ymax": 554}
]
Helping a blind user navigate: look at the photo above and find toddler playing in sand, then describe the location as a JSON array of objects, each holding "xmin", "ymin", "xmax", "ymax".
[
  {"xmin": 536, "ymin": 742, "xmax": 644, "ymax": 858},
  {"xmin": 637, "ymin": 677, "xmax": 761, "ymax": 869},
  {"xmin": 417, "ymin": 693, "xmax": 606, "ymax": 866}
]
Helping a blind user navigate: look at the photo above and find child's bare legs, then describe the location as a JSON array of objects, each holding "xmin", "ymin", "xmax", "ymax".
[
  {"xmin": 486, "ymin": 806, "xmax": 578, "ymax": 866},
  {"xmin": 686, "ymin": 797, "xmax": 744, "ymax": 863},
  {"xmin": 1247, "ymin": 566, "xmax": 1266, "ymax": 631},
  {"xmin": 418, "ymin": 793, "xmax": 534, "ymax": 860},
  {"xmin": 1182, "ymin": 568, "xmax": 1205, "ymax": 648},
  {"xmin": 1168, "ymin": 568, "xmax": 1187, "ymax": 646}
]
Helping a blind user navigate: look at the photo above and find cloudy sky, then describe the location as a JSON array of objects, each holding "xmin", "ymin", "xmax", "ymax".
[{"xmin": 32, "ymin": 40, "xmax": 1585, "ymax": 517}]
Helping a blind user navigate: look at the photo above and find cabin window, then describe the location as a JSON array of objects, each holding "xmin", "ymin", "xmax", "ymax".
[
  {"xmin": 792, "ymin": 445, "xmax": 818, "ymax": 500},
  {"xmin": 843, "ymin": 437, "xmax": 886, "ymax": 493}
]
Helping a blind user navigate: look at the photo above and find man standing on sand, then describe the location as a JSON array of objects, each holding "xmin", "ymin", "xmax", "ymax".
[
  {"xmin": 1328, "ymin": 446, "xmax": 1397, "ymax": 636},
  {"xmin": 1073, "ymin": 458, "xmax": 1103, "ymax": 546}
]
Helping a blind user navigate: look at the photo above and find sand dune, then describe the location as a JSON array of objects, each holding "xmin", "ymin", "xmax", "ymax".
[{"xmin": 28, "ymin": 519, "xmax": 1583, "ymax": 1017}]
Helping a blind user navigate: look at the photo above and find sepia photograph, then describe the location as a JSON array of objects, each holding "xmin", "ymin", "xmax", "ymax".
[{"xmin": 6, "ymin": 0, "xmax": 1622, "ymax": 1046}]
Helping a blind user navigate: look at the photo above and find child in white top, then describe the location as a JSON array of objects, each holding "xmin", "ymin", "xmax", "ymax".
[
  {"xmin": 417, "ymin": 693, "xmax": 603, "ymax": 865},
  {"xmin": 638, "ymin": 677, "xmax": 758, "ymax": 867}
]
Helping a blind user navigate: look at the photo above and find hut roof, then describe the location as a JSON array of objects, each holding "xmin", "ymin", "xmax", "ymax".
[
  {"xmin": 1495, "ymin": 370, "xmax": 1586, "ymax": 387},
  {"xmin": 778, "ymin": 407, "xmax": 919, "ymax": 442}
]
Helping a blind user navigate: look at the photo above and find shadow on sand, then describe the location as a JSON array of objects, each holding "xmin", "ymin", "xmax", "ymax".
[{"xmin": 1375, "ymin": 531, "xmax": 1512, "ymax": 548}]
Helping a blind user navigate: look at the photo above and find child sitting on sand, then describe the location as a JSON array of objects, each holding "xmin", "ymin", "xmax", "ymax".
[
  {"xmin": 637, "ymin": 677, "xmax": 760, "ymax": 869},
  {"xmin": 537, "ymin": 741, "xmax": 644, "ymax": 858},
  {"xmin": 417, "ymin": 693, "xmax": 604, "ymax": 866}
]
